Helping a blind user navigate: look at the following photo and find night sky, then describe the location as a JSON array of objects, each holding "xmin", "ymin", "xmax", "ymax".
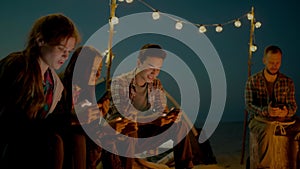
[{"xmin": 1, "ymin": 0, "xmax": 299, "ymax": 126}]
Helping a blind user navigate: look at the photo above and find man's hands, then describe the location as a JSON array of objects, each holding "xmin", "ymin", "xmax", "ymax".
[
  {"xmin": 268, "ymin": 102, "xmax": 288, "ymax": 118},
  {"xmin": 108, "ymin": 117, "xmax": 138, "ymax": 135},
  {"xmin": 157, "ymin": 108, "xmax": 182, "ymax": 126}
]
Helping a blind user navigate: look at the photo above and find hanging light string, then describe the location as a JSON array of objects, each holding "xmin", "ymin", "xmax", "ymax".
[
  {"xmin": 112, "ymin": 0, "xmax": 261, "ymax": 52},
  {"xmin": 137, "ymin": 0, "xmax": 156, "ymax": 11},
  {"xmin": 117, "ymin": 0, "xmax": 262, "ymax": 33}
]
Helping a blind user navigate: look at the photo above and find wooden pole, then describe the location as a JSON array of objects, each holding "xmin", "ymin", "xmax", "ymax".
[
  {"xmin": 106, "ymin": 0, "xmax": 117, "ymax": 92},
  {"xmin": 248, "ymin": 6, "xmax": 255, "ymax": 78},
  {"xmin": 240, "ymin": 6, "xmax": 255, "ymax": 165}
]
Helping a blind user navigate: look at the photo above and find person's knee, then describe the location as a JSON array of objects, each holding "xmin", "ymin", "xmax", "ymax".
[
  {"xmin": 53, "ymin": 133, "xmax": 63, "ymax": 145},
  {"xmin": 50, "ymin": 133, "xmax": 64, "ymax": 154},
  {"xmin": 73, "ymin": 134, "xmax": 86, "ymax": 147}
]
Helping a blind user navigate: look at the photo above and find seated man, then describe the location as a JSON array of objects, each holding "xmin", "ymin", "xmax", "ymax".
[
  {"xmin": 245, "ymin": 45, "xmax": 300, "ymax": 168},
  {"xmin": 104, "ymin": 43, "xmax": 194, "ymax": 169}
]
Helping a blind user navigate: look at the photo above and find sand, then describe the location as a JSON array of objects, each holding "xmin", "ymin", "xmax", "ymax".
[
  {"xmin": 165, "ymin": 121, "xmax": 249, "ymax": 169},
  {"xmin": 197, "ymin": 121, "xmax": 248, "ymax": 169}
]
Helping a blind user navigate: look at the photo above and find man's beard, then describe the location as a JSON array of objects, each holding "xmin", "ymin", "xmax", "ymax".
[{"xmin": 266, "ymin": 68, "xmax": 279, "ymax": 75}]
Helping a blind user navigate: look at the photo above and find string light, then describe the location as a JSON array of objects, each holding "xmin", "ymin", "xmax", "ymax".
[
  {"xmin": 215, "ymin": 24, "xmax": 223, "ymax": 32},
  {"xmin": 250, "ymin": 44, "xmax": 257, "ymax": 52},
  {"xmin": 198, "ymin": 25, "xmax": 207, "ymax": 33},
  {"xmin": 234, "ymin": 20, "xmax": 242, "ymax": 28},
  {"xmin": 255, "ymin": 22, "xmax": 261, "ymax": 28},
  {"xmin": 124, "ymin": 0, "xmax": 261, "ymax": 52},
  {"xmin": 102, "ymin": 49, "xmax": 109, "ymax": 57},
  {"xmin": 152, "ymin": 11, "xmax": 160, "ymax": 20},
  {"xmin": 175, "ymin": 21, "xmax": 183, "ymax": 30},
  {"xmin": 247, "ymin": 13, "xmax": 254, "ymax": 20},
  {"xmin": 110, "ymin": 16, "xmax": 119, "ymax": 25},
  {"xmin": 126, "ymin": 0, "xmax": 133, "ymax": 3},
  {"xmin": 135, "ymin": 0, "xmax": 261, "ymax": 33}
]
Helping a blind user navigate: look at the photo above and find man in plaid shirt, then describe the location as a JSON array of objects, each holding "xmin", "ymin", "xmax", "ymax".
[
  {"xmin": 245, "ymin": 45, "xmax": 299, "ymax": 168},
  {"xmin": 106, "ymin": 44, "xmax": 194, "ymax": 169}
]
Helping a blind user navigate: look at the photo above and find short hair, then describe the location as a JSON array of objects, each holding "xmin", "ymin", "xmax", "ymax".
[
  {"xmin": 138, "ymin": 44, "xmax": 167, "ymax": 63},
  {"xmin": 263, "ymin": 45, "xmax": 282, "ymax": 58}
]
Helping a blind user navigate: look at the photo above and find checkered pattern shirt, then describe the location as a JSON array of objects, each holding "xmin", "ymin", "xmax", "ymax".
[
  {"xmin": 108, "ymin": 69, "xmax": 167, "ymax": 122},
  {"xmin": 245, "ymin": 70, "xmax": 297, "ymax": 119}
]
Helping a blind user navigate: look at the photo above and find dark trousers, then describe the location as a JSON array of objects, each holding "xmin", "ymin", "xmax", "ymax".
[
  {"xmin": 137, "ymin": 121, "xmax": 194, "ymax": 169},
  {"xmin": 0, "ymin": 132, "xmax": 64, "ymax": 169},
  {"xmin": 101, "ymin": 120, "xmax": 194, "ymax": 169},
  {"xmin": 63, "ymin": 125, "xmax": 102, "ymax": 169}
]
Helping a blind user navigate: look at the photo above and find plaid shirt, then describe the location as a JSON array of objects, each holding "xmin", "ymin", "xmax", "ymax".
[
  {"xmin": 108, "ymin": 69, "xmax": 167, "ymax": 122},
  {"xmin": 245, "ymin": 70, "xmax": 297, "ymax": 119}
]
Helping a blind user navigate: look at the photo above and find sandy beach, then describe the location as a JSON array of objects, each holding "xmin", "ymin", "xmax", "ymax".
[
  {"xmin": 195, "ymin": 121, "xmax": 248, "ymax": 169},
  {"xmin": 167, "ymin": 121, "xmax": 248, "ymax": 169}
]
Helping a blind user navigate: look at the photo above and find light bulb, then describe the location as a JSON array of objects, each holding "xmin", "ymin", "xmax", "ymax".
[
  {"xmin": 215, "ymin": 25, "xmax": 223, "ymax": 32},
  {"xmin": 126, "ymin": 0, "xmax": 133, "ymax": 3},
  {"xmin": 102, "ymin": 49, "xmax": 109, "ymax": 57},
  {"xmin": 152, "ymin": 11, "xmax": 160, "ymax": 20},
  {"xmin": 255, "ymin": 22, "xmax": 262, "ymax": 28},
  {"xmin": 250, "ymin": 45, "xmax": 257, "ymax": 52},
  {"xmin": 118, "ymin": 0, "xmax": 124, "ymax": 2},
  {"xmin": 110, "ymin": 16, "xmax": 119, "ymax": 25},
  {"xmin": 247, "ymin": 13, "xmax": 254, "ymax": 20},
  {"xmin": 234, "ymin": 20, "xmax": 242, "ymax": 27},
  {"xmin": 198, "ymin": 25, "xmax": 207, "ymax": 33},
  {"xmin": 105, "ymin": 52, "xmax": 110, "ymax": 63},
  {"xmin": 175, "ymin": 21, "xmax": 183, "ymax": 30}
]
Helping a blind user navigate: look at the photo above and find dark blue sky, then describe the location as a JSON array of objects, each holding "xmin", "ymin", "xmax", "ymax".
[{"xmin": 1, "ymin": 0, "xmax": 299, "ymax": 125}]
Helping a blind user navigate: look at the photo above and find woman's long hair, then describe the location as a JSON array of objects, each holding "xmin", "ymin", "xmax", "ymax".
[
  {"xmin": 14, "ymin": 13, "xmax": 81, "ymax": 119},
  {"xmin": 61, "ymin": 46, "xmax": 102, "ymax": 113}
]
